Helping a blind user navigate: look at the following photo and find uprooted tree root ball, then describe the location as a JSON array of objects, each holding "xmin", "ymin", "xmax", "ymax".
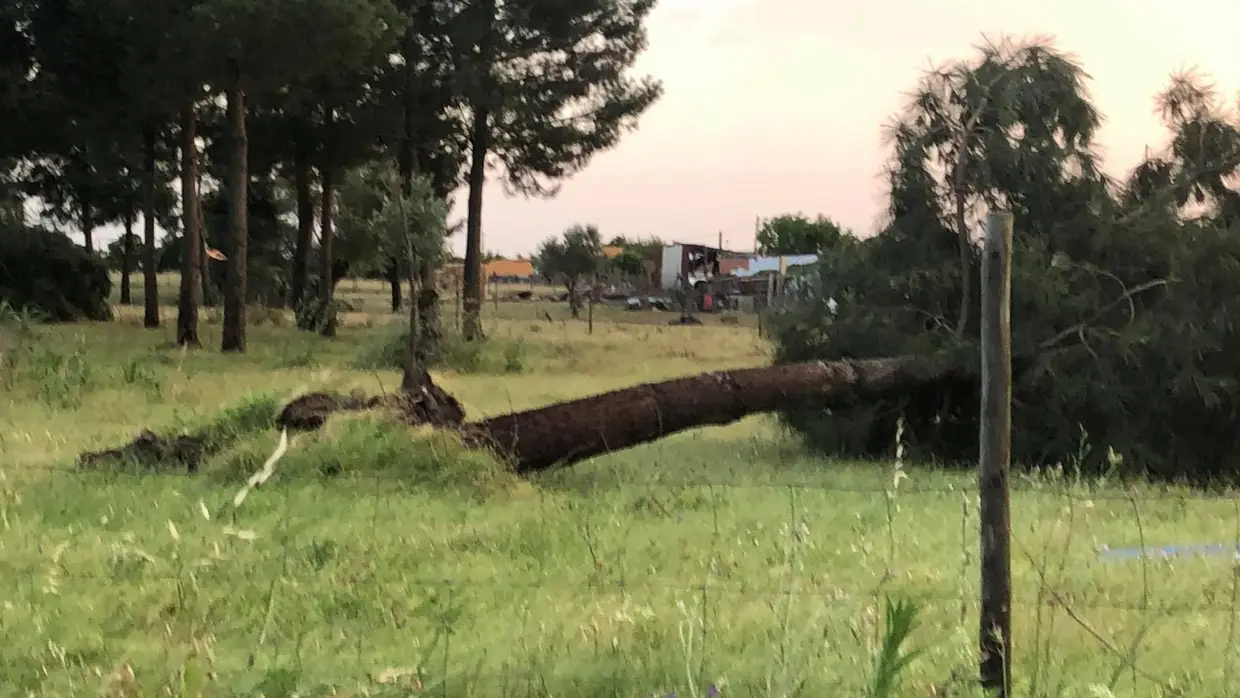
[
  {"xmin": 76, "ymin": 353, "xmax": 992, "ymax": 476},
  {"xmin": 276, "ymin": 369, "xmax": 467, "ymax": 432}
]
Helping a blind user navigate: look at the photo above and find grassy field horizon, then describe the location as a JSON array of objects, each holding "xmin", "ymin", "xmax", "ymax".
[{"xmin": 1, "ymin": 286, "xmax": 1237, "ymax": 697}]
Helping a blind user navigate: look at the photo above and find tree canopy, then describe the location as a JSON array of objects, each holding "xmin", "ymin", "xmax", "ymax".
[
  {"xmin": 0, "ymin": 0, "xmax": 660, "ymax": 355},
  {"xmin": 755, "ymin": 214, "xmax": 850, "ymax": 256}
]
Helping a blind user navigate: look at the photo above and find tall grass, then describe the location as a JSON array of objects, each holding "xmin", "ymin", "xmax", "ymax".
[{"xmin": 0, "ymin": 302, "xmax": 1234, "ymax": 696}]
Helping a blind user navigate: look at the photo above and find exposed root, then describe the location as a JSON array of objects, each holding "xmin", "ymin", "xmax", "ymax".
[
  {"xmin": 276, "ymin": 376, "xmax": 465, "ymax": 433},
  {"xmin": 277, "ymin": 390, "xmax": 376, "ymax": 431},
  {"xmin": 77, "ymin": 429, "xmax": 214, "ymax": 472},
  {"xmin": 78, "ymin": 379, "xmax": 467, "ymax": 473}
]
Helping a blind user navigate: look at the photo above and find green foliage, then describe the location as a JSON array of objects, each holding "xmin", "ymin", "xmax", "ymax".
[
  {"xmin": 19, "ymin": 0, "xmax": 182, "ymax": 244},
  {"xmin": 209, "ymin": 416, "xmax": 517, "ymax": 521},
  {"xmin": 772, "ymin": 40, "xmax": 1240, "ymax": 484},
  {"xmin": 456, "ymin": 0, "xmax": 664, "ymax": 196},
  {"xmin": 608, "ymin": 247, "xmax": 647, "ymax": 278},
  {"xmin": 200, "ymin": 392, "xmax": 283, "ymax": 438},
  {"xmin": 0, "ymin": 222, "xmax": 112, "ymax": 322},
  {"xmin": 534, "ymin": 224, "xmax": 604, "ymax": 318},
  {"xmin": 201, "ymin": 176, "xmax": 293, "ymax": 305},
  {"xmin": 191, "ymin": 0, "xmax": 405, "ymax": 93},
  {"xmin": 27, "ymin": 340, "xmax": 97, "ymax": 409},
  {"xmin": 1, "ymin": 329, "xmax": 174, "ymax": 409},
  {"xmin": 866, "ymin": 597, "xmax": 926, "ymax": 698},
  {"xmin": 335, "ymin": 162, "xmax": 450, "ymax": 279},
  {"xmin": 604, "ymin": 235, "xmax": 661, "ymax": 282},
  {"xmin": 103, "ymin": 232, "xmax": 141, "ymax": 271},
  {"xmin": 352, "ymin": 326, "xmax": 528, "ymax": 376},
  {"xmin": 756, "ymin": 213, "xmax": 851, "ymax": 256}
]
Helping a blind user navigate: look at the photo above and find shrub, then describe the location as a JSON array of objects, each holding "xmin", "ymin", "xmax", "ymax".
[
  {"xmin": 770, "ymin": 216, "xmax": 1240, "ymax": 485},
  {"xmin": 0, "ymin": 222, "xmax": 112, "ymax": 321}
]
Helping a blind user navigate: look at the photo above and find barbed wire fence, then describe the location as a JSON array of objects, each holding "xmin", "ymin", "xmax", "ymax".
[{"xmin": 4, "ymin": 453, "xmax": 1240, "ymax": 696}]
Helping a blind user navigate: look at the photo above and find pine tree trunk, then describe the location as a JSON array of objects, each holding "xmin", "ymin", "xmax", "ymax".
[
  {"xmin": 81, "ymin": 208, "xmax": 93, "ymax": 252},
  {"xmin": 194, "ymin": 164, "xmax": 209, "ymax": 308},
  {"xmin": 466, "ymin": 355, "xmax": 970, "ymax": 474},
  {"xmin": 462, "ymin": 103, "xmax": 488, "ymax": 341},
  {"xmin": 141, "ymin": 122, "xmax": 160, "ymax": 329},
  {"xmin": 567, "ymin": 280, "xmax": 581, "ymax": 319},
  {"xmin": 318, "ymin": 159, "xmax": 336, "ymax": 337},
  {"xmin": 387, "ymin": 261, "xmax": 402, "ymax": 312},
  {"xmin": 396, "ymin": 27, "xmax": 441, "ymax": 357},
  {"xmin": 176, "ymin": 101, "xmax": 202, "ymax": 348},
  {"xmin": 120, "ymin": 216, "xmax": 133, "ymax": 305},
  {"xmin": 290, "ymin": 138, "xmax": 314, "ymax": 311},
  {"xmin": 415, "ymin": 273, "xmax": 440, "ymax": 363},
  {"xmin": 221, "ymin": 61, "xmax": 248, "ymax": 353}
]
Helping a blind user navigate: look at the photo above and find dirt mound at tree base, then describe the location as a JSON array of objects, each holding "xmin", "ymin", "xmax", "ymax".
[
  {"xmin": 276, "ymin": 381, "xmax": 465, "ymax": 433},
  {"xmin": 276, "ymin": 390, "xmax": 382, "ymax": 431},
  {"xmin": 78, "ymin": 429, "xmax": 216, "ymax": 472},
  {"xmin": 79, "ymin": 373, "xmax": 469, "ymax": 473}
]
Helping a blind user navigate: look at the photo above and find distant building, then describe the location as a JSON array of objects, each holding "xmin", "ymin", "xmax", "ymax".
[
  {"xmin": 655, "ymin": 242, "xmax": 752, "ymax": 291},
  {"xmin": 483, "ymin": 258, "xmax": 536, "ymax": 283}
]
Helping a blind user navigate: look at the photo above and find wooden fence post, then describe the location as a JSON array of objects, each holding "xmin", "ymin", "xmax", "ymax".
[{"xmin": 979, "ymin": 211, "xmax": 1014, "ymax": 697}]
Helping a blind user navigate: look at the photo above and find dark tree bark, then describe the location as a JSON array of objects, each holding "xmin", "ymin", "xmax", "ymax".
[
  {"xmin": 318, "ymin": 104, "xmax": 337, "ymax": 338},
  {"xmin": 387, "ymin": 261, "xmax": 402, "ymax": 312},
  {"xmin": 80, "ymin": 207, "xmax": 93, "ymax": 252},
  {"xmin": 141, "ymin": 122, "xmax": 160, "ymax": 329},
  {"xmin": 462, "ymin": 104, "xmax": 488, "ymax": 341},
  {"xmin": 566, "ymin": 278, "xmax": 582, "ymax": 319},
  {"xmin": 221, "ymin": 61, "xmax": 248, "ymax": 353},
  {"xmin": 120, "ymin": 215, "xmax": 134, "ymax": 305},
  {"xmin": 289, "ymin": 139, "xmax": 314, "ymax": 311},
  {"xmin": 464, "ymin": 355, "xmax": 973, "ymax": 474},
  {"xmin": 396, "ymin": 23, "xmax": 444, "ymax": 357},
  {"xmin": 194, "ymin": 163, "xmax": 210, "ymax": 309},
  {"xmin": 176, "ymin": 101, "xmax": 201, "ymax": 348},
  {"xmin": 416, "ymin": 281, "xmax": 440, "ymax": 363}
]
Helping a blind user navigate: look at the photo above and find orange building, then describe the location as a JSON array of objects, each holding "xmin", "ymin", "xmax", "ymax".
[{"xmin": 483, "ymin": 258, "xmax": 535, "ymax": 280}]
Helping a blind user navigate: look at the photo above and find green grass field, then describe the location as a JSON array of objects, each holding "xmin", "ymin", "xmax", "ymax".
[{"xmin": 0, "ymin": 280, "xmax": 1236, "ymax": 697}]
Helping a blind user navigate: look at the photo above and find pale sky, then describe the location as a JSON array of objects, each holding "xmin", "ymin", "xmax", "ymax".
[
  {"xmin": 79, "ymin": 0, "xmax": 1239, "ymax": 256},
  {"xmin": 466, "ymin": 0, "xmax": 1240, "ymax": 255}
]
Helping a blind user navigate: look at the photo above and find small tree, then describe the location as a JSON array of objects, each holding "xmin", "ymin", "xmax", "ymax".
[
  {"xmin": 608, "ymin": 247, "xmax": 646, "ymax": 279},
  {"xmin": 335, "ymin": 160, "xmax": 448, "ymax": 362},
  {"xmin": 535, "ymin": 224, "xmax": 604, "ymax": 319}
]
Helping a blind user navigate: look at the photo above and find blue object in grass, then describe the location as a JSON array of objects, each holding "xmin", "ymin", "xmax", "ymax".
[{"xmin": 1098, "ymin": 543, "xmax": 1240, "ymax": 561}]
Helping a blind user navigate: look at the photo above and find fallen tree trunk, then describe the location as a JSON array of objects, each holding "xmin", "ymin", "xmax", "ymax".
[
  {"xmin": 80, "ymin": 353, "xmax": 982, "ymax": 476},
  {"xmin": 79, "ymin": 277, "xmax": 1154, "ymax": 477},
  {"xmin": 462, "ymin": 354, "xmax": 976, "ymax": 474}
]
